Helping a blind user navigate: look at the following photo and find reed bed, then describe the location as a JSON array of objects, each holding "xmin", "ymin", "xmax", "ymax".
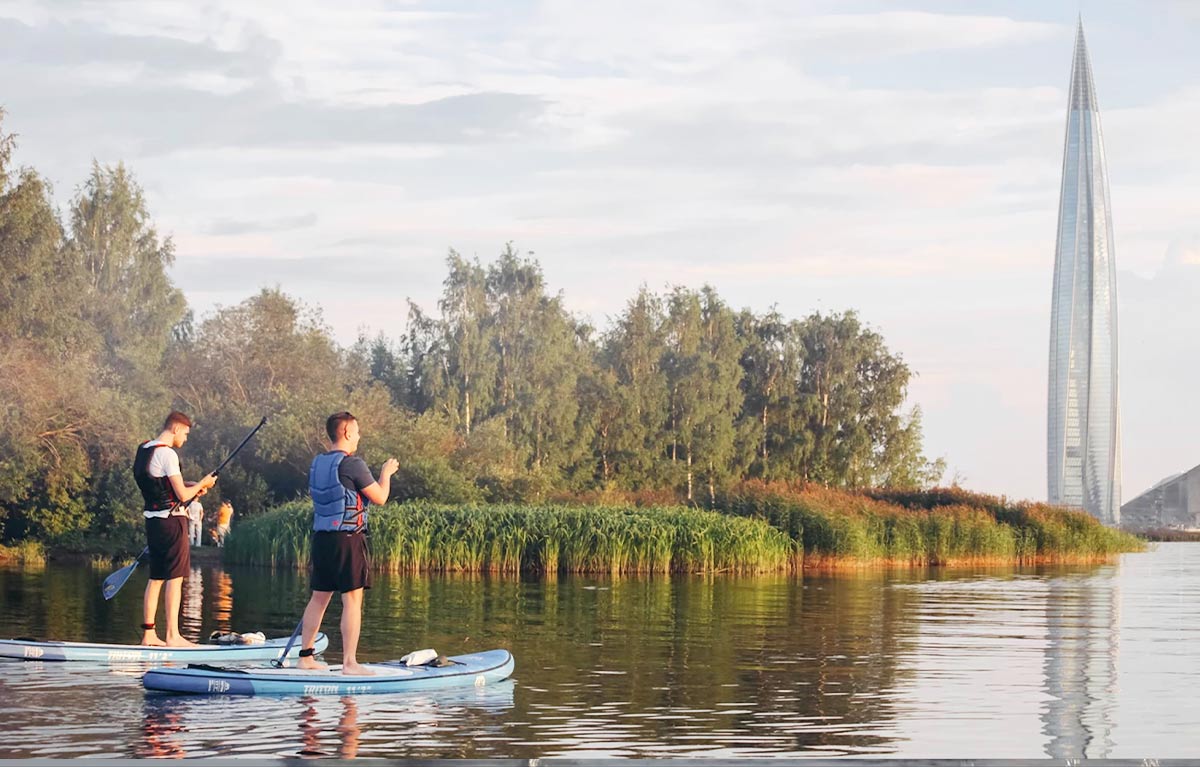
[
  {"xmin": 224, "ymin": 501, "xmax": 799, "ymax": 574},
  {"xmin": 719, "ymin": 482, "xmax": 1144, "ymax": 566},
  {"xmin": 0, "ymin": 540, "xmax": 46, "ymax": 566}
]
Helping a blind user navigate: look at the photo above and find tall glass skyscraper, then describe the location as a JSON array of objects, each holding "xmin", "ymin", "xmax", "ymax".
[{"xmin": 1047, "ymin": 21, "xmax": 1121, "ymax": 525}]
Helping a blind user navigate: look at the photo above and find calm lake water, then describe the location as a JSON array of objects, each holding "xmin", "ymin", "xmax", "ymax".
[{"xmin": 1, "ymin": 543, "xmax": 1198, "ymax": 759}]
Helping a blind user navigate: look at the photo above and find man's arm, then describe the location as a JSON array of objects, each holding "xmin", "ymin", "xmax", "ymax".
[
  {"xmin": 168, "ymin": 473, "xmax": 217, "ymax": 505},
  {"xmin": 359, "ymin": 458, "xmax": 399, "ymax": 505}
]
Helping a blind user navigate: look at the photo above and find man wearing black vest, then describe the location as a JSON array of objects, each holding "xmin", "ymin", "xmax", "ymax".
[
  {"xmin": 297, "ymin": 411, "xmax": 397, "ymax": 675},
  {"xmin": 132, "ymin": 411, "xmax": 217, "ymax": 647}
]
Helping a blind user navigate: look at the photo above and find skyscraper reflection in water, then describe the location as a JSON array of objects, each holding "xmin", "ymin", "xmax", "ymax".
[{"xmin": 1041, "ymin": 568, "xmax": 1120, "ymax": 759}]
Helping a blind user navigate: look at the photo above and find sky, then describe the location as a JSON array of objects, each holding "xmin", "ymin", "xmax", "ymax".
[{"xmin": 1, "ymin": 0, "xmax": 1198, "ymax": 503}]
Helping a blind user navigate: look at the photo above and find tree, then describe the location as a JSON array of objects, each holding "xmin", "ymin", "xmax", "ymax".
[
  {"xmin": 663, "ymin": 287, "xmax": 745, "ymax": 503},
  {"xmin": 485, "ymin": 245, "xmax": 591, "ymax": 478},
  {"xmin": 736, "ymin": 307, "xmax": 804, "ymax": 480},
  {"xmin": 794, "ymin": 311, "xmax": 933, "ymax": 489},
  {"xmin": 873, "ymin": 406, "xmax": 946, "ymax": 489},
  {"xmin": 599, "ymin": 288, "xmax": 669, "ymax": 488},
  {"xmin": 65, "ymin": 162, "xmax": 185, "ymax": 397},
  {"xmin": 0, "ymin": 117, "xmax": 132, "ymax": 542},
  {"xmin": 692, "ymin": 288, "xmax": 744, "ymax": 505},
  {"xmin": 408, "ymin": 251, "xmax": 497, "ymax": 436}
]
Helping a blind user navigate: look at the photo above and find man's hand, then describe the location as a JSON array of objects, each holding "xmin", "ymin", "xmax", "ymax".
[
  {"xmin": 381, "ymin": 458, "xmax": 399, "ymax": 478},
  {"xmin": 200, "ymin": 473, "xmax": 218, "ymax": 490}
]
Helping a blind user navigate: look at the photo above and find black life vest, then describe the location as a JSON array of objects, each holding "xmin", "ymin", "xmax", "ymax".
[{"xmin": 133, "ymin": 442, "xmax": 180, "ymax": 512}]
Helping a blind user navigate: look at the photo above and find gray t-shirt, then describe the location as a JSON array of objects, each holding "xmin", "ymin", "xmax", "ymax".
[{"xmin": 331, "ymin": 453, "xmax": 376, "ymax": 502}]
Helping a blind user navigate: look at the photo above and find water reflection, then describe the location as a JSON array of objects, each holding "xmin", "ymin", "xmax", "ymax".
[
  {"xmin": 136, "ymin": 682, "xmax": 517, "ymax": 758},
  {"xmin": 211, "ymin": 570, "xmax": 234, "ymax": 632},
  {"xmin": 1042, "ymin": 569, "xmax": 1120, "ymax": 759},
  {"xmin": 139, "ymin": 698, "xmax": 187, "ymax": 758},
  {"xmin": 3, "ymin": 546, "xmax": 1200, "ymax": 758},
  {"xmin": 181, "ymin": 566, "xmax": 204, "ymax": 639}
]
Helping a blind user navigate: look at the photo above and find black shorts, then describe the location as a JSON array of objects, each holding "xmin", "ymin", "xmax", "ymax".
[
  {"xmin": 145, "ymin": 515, "xmax": 190, "ymax": 580},
  {"xmin": 311, "ymin": 531, "xmax": 372, "ymax": 593}
]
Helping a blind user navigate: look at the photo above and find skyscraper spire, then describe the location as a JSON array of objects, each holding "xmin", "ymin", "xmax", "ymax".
[
  {"xmin": 1047, "ymin": 20, "xmax": 1122, "ymax": 525},
  {"xmin": 1069, "ymin": 19, "xmax": 1097, "ymax": 111}
]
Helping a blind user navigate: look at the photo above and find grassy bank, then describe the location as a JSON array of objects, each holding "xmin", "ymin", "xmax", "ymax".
[
  {"xmin": 225, "ymin": 501, "xmax": 800, "ymax": 574},
  {"xmin": 0, "ymin": 541, "xmax": 46, "ymax": 566},
  {"xmin": 719, "ymin": 482, "xmax": 1144, "ymax": 566},
  {"xmin": 223, "ymin": 485, "xmax": 1144, "ymax": 574}
]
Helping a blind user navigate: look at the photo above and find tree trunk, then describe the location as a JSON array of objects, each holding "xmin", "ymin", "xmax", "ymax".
[
  {"xmin": 464, "ymin": 384, "xmax": 472, "ymax": 436},
  {"xmin": 686, "ymin": 447, "xmax": 693, "ymax": 503},
  {"xmin": 761, "ymin": 404, "xmax": 769, "ymax": 461},
  {"xmin": 708, "ymin": 460, "xmax": 716, "ymax": 508}
]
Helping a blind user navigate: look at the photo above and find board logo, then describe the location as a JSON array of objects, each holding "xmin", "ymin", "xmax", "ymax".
[
  {"xmin": 475, "ymin": 675, "xmax": 486, "ymax": 687},
  {"xmin": 23, "ymin": 646, "xmax": 44, "ymax": 659},
  {"xmin": 303, "ymin": 684, "xmax": 339, "ymax": 695},
  {"xmin": 207, "ymin": 679, "xmax": 231, "ymax": 693}
]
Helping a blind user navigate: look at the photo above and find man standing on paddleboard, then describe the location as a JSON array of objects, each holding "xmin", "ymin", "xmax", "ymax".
[
  {"xmin": 133, "ymin": 411, "xmax": 217, "ymax": 647},
  {"xmin": 297, "ymin": 411, "xmax": 397, "ymax": 676}
]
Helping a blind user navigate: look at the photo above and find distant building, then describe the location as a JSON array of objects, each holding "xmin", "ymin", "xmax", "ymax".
[
  {"xmin": 1120, "ymin": 466, "xmax": 1200, "ymax": 530},
  {"xmin": 1047, "ymin": 20, "xmax": 1122, "ymax": 525}
]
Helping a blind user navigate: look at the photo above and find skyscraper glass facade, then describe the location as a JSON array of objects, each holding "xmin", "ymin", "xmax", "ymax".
[{"xmin": 1047, "ymin": 22, "xmax": 1121, "ymax": 525}]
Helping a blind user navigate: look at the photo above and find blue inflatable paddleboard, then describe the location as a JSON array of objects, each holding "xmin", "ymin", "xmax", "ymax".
[
  {"xmin": 142, "ymin": 648, "xmax": 515, "ymax": 695},
  {"xmin": 0, "ymin": 633, "xmax": 328, "ymax": 663}
]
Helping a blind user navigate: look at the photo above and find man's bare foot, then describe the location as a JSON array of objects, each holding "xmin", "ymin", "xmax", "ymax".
[
  {"xmin": 141, "ymin": 632, "xmax": 166, "ymax": 647},
  {"xmin": 164, "ymin": 636, "xmax": 199, "ymax": 648},
  {"xmin": 341, "ymin": 661, "xmax": 375, "ymax": 676},
  {"xmin": 297, "ymin": 655, "xmax": 328, "ymax": 671}
]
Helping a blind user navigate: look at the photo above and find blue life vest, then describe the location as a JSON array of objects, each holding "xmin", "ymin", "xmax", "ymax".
[{"xmin": 309, "ymin": 451, "xmax": 366, "ymax": 533}]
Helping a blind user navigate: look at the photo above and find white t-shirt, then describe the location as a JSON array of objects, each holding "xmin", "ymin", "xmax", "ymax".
[
  {"xmin": 187, "ymin": 500, "xmax": 204, "ymax": 523},
  {"xmin": 141, "ymin": 440, "xmax": 186, "ymax": 519}
]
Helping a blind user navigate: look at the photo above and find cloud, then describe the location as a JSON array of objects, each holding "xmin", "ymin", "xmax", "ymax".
[
  {"xmin": 203, "ymin": 212, "xmax": 318, "ymax": 236},
  {"xmin": 787, "ymin": 12, "xmax": 1063, "ymax": 56}
]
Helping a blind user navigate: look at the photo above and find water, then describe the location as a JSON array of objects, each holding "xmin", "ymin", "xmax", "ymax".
[{"xmin": 1, "ymin": 543, "xmax": 1198, "ymax": 758}]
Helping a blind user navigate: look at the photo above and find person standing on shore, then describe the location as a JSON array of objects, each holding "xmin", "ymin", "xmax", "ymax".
[
  {"xmin": 186, "ymin": 500, "xmax": 203, "ymax": 547},
  {"xmin": 296, "ymin": 411, "xmax": 397, "ymax": 676},
  {"xmin": 133, "ymin": 411, "xmax": 216, "ymax": 647},
  {"xmin": 215, "ymin": 501, "xmax": 233, "ymax": 547}
]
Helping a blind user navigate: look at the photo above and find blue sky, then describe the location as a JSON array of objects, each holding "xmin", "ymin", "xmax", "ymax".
[{"xmin": 2, "ymin": 0, "xmax": 1198, "ymax": 503}]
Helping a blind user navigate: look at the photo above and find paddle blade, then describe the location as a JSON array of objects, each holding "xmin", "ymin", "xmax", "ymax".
[{"xmin": 101, "ymin": 548, "xmax": 146, "ymax": 600}]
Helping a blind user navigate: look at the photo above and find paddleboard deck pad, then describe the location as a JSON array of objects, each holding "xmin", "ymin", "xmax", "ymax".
[
  {"xmin": 142, "ymin": 648, "xmax": 515, "ymax": 695},
  {"xmin": 0, "ymin": 633, "xmax": 328, "ymax": 663}
]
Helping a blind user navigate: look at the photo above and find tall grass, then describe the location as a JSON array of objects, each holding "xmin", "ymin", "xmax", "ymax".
[
  {"xmin": 225, "ymin": 501, "xmax": 799, "ymax": 575},
  {"xmin": 0, "ymin": 540, "xmax": 45, "ymax": 566},
  {"xmin": 720, "ymin": 481, "xmax": 1144, "ymax": 566},
  {"xmin": 225, "ymin": 484, "xmax": 1144, "ymax": 574}
]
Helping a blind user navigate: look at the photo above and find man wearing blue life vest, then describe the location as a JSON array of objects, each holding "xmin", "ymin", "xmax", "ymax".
[
  {"xmin": 133, "ymin": 411, "xmax": 217, "ymax": 647},
  {"xmin": 297, "ymin": 411, "xmax": 398, "ymax": 675}
]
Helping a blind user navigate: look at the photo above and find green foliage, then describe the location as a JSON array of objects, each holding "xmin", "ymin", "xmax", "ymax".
[
  {"xmin": 225, "ymin": 500, "xmax": 799, "ymax": 574},
  {"xmin": 720, "ymin": 481, "xmax": 1143, "ymax": 564},
  {"xmin": 66, "ymin": 162, "xmax": 186, "ymax": 395}
]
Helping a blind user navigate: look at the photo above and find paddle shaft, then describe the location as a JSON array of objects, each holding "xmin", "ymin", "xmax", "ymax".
[
  {"xmin": 209, "ymin": 417, "xmax": 268, "ymax": 478},
  {"xmin": 273, "ymin": 618, "xmax": 305, "ymax": 668}
]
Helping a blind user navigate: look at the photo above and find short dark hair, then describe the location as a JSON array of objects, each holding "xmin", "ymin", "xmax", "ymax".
[
  {"xmin": 326, "ymin": 411, "xmax": 356, "ymax": 441},
  {"xmin": 163, "ymin": 411, "xmax": 193, "ymax": 431}
]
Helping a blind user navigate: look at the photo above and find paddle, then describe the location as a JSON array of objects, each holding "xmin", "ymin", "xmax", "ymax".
[
  {"xmin": 271, "ymin": 619, "xmax": 305, "ymax": 668},
  {"xmin": 101, "ymin": 417, "xmax": 269, "ymax": 600}
]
